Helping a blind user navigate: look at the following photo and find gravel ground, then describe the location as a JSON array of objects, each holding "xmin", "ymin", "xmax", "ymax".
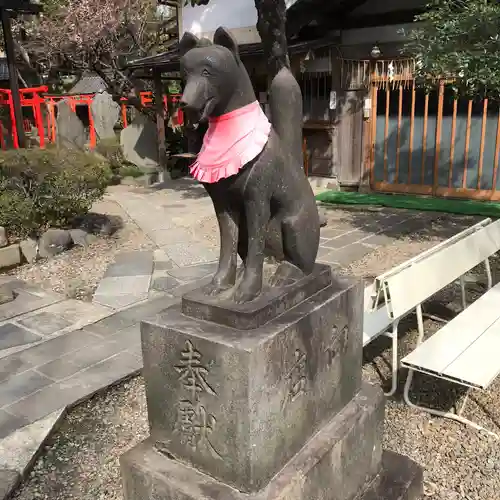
[
  {"xmin": 5, "ymin": 198, "xmax": 155, "ymax": 301},
  {"xmin": 10, "ymin": 209, "xmax": 500, "ymax": 500},
  {"xmin": 13, "ymin": 378, "xmax": 149, "ymax": 500}
]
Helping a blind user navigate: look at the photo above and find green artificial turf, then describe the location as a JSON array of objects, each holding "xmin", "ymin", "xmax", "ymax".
[{"xmin": 315, "ymin": 190, "xmax": 500, "ymax": 217}]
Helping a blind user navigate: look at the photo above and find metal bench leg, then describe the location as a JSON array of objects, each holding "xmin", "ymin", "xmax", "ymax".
[
  {"xmin": 403, "ymin": 305, "xmax": 499, "ymax": 439},
  {"xmin": 485, "ymin": 258, "xmax": 493, "ymax": 290},
  {"xmin": 383, "ymin": 320, "xmax": 399, "ymax": 397},
  {"xmin": 458, "ymin": 394, "xmax": 469, "ymax": 416},
  {"xmin": 459, "ymin": 275, "xmax": 467, "ymax": 310}
]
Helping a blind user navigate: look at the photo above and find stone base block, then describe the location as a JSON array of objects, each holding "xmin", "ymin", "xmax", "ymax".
[
  {"xmin": 120, "ymin": 384, "xmax": 410, "ymax": 500},
  {"xmin": 182, "ymin": 263, "xmax": 333, "ymax": 330},
  {"xmin": 141, "ymin": 278, "xmax": 363, "ymax": 492},
  {"xmin": 361, "ymin": 451, "xmax": 423, "ymax": 500}
]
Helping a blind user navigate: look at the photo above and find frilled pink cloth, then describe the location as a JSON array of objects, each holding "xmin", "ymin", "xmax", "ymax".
[{"xmin": 189, "ymin": 100, "xmax": 271, "ymax": 183}]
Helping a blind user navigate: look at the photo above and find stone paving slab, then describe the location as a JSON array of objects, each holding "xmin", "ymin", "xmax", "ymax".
[
  {"xmin": 4, "ymin": 352, "xmax": 141, "ymax": 425},
  {"xmin": 92, "ymin": 248, "xmax": 218, "ymax": 310},
  {"xmin": 0, "ymin": 324, "xmax": 42, "ymax": 352},
  {"xmin": 161, "ymin": 241, "xmax": 219, "ymax": 267},
  {"xmin": 104, "ymin": 250, "xmax": 154, "ymax": 278},
  {"xmin": 0, "ymin": 412, "xmax": 28, "ymax": 441},
  {"xmin": 93, "ymin": 251, "xmax": 154, "ymax": 309},
  {"xmin": 0, "ymin": 409, "xmax": 65, "ymax": 480},
  {"xmin": 0, "ymin": 289, "xmax": 180, "ymax": 445},
  {"xmin": 316, "ymin": 208, "xmax": 425, "ymax": 267},
  {"xmin": 0, "ymin": 469, "xmax": 19, "ymax": 500},
  {"xmin": 0, "ymin": 280, "xmax": 63, "ymax": 323}
]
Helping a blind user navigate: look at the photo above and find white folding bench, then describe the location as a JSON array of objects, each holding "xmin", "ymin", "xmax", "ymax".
[
  {"xmin": 382, "ymin": 218, "xmax": 500, "ymax": 437},
  {"xmin": 363, "ymin": 218, "xmax": 493, "ymax": 397}
]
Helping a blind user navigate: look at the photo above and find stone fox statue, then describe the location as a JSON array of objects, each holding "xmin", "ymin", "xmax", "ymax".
[{"xmin": 179, "ymin": 27, "xmax": 320, "ymax": 304}]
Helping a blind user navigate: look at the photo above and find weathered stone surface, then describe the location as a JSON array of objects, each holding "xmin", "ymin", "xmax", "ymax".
[
  {"xmin": 104, "ymin": 251, "xmax": 154, "ymax": 278},
  {"xmin": 167, "ymin": 262, "xmax": 217, "ymax": 282},
  {"xmin": 0, "ymin": 286, "xmax": 13, "ymax": 306},
  {"xmin": 122, "ymin": 444, "xmax": 422, "ymax": 500},
  {"xmin": 121, "ymin": 384, "xmax": 387, "ymax": 500},
  {"xmin": 19, "ymin": 239, "xmax": 38, "ymax": 263},
  {"xmin": 361, "ymin": 451, "xmax": 424, "ymax": 500},
  {"xmin": 0, "ymin": 323, "xmax": 42, "ymax": 351},
  {"xmin": 0, "ymin": 369, "xmax": 53, "ymax": 408},
  {"xmin": 0, "ymin": 411, "xmax": 28, "ymax": 441},
  {"xmin": 120, "ymin": 114, "xmax": 159, "ymax": 169},
  {"xmin": 0, "ymin": 469, "xmax": 20, "ymax": 500},
  {"xmin": 91, "ymin": 91, "xmax": 120, "ymax": 140},
  {"xmin": 0, "ymin": 227, "xmax": 7, "ymax": 248},
  {"xmin": 0, "ymin": 409, "xmax": 65, "ymax": 475},
  {"xmin": 56, "ymin": 100, "xmax": 86, "ymax": 149},
  {"xmin": 0, "ymin": 245, "xmax": 21, "ymax": 270},
  {"xmin": 5, "ymin": 351, "xmax": 140, "ymax": 425},
  {"xmin": 69, "ymin": 228, "xmax": 97, "ymax": 248},
  {"xmin": 140, "ymin": 278, "xmax": 363, "ymax": 492},
  {"xmin": 38, "ymin": 229, "xmax": 72, "ymax": 258},
  {"xmin": 17, "ymin": 311, "xmax": 72, "ymax": 336},
  {"xmin": 182, "ymin": 263, "xmax": 333, "ymax": 330}
]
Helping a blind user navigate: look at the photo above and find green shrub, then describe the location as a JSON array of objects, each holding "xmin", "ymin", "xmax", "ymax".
[
  {"xmin": 94, "ymin": 137, "xmax": 125, "ymax": 171},
  {"xmin": 94, "ymin": 137, "xmax": 144, "ymax": 181},
  {"xmin": 0, "ymin": 146, "xmax": 110, "ymax": 240}
]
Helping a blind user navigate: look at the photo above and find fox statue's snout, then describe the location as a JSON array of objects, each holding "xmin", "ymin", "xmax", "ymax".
[
  {"xmin": 180, "ymin": 32, "xmax": 247, "ymax": 124},
  {"xmin": 179, "ymin": 77, "xmax": 214, "ymax": 124}
]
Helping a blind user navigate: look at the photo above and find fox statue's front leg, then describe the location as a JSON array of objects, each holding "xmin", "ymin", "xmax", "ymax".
[
  {"xmin": 233, "ymin": 194, "xmax": 269, "ymax": 303},
  {"xmin": 203, "ymin": 184, "xmax": 239, "ymax": 295}
]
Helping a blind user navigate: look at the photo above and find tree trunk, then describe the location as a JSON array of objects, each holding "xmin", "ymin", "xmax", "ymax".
[{"xmin": 254, "ymin": 0, "xmax": 289, "ymax": 81}]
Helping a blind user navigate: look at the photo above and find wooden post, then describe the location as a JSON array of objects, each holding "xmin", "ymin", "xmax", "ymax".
[
  {"xmin": 1, "ymin": 8, "xmax": 26, "ymax": 148},
  {"xmin": 153, "ymin": 68, "xmax": 167, "ymax": 169}
]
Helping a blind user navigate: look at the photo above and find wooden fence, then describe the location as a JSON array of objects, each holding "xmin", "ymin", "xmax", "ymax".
[{"xmin": 368, "ymin": 78, "xmax": 500, "ymax": 200}]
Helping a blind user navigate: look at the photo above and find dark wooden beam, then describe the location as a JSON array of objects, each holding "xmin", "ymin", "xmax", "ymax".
[
  {"xmin": 287, "ymin": 0, "xmax": 370, "ymax": 39},
  {"xmin": 0, "ymin": 0, "xmax": 42, "ymax": 13},
  {"xmin": 319, "ymin": 9, "xmax": 425, "ymax": 32},
  {"xmin": 153, "ymin": 68, "xmax": 167, "ymax": 169},
  {"xmin": 1, "ymin": 8, "xmax": 26, "ymax": 148}
]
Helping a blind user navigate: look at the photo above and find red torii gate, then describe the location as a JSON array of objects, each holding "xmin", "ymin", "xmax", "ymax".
[
  {"xmin": 0, "ymin": 85, "xmax": 48, "ymax": 149},
  {"xmin": 0, "ymin": 86, "xmax": 184, "ymax": 150},
  {"xmin": 0, "ymin": 0, "xmax": 42, "ymax": 148}
]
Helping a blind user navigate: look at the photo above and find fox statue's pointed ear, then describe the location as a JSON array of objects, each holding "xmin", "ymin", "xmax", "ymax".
[
  {"xmin": 179, "ymin": 32, "xmax": 200, "ymax": 56},
  {"xmin": 213, "ymin": 27, "xmax": 240, "ymax": 62}
]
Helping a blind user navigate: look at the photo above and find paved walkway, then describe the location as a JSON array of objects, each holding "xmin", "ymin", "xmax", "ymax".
[
  {"xmin": 0, "ymin": 262, "xmax": 217, "ymax": 499},
  {"xmin": 0, "ymin": 179, "xmax": 452, "ymax": 499}
]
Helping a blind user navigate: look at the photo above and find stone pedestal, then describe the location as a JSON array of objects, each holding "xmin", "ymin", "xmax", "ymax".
[{"xmin": 121, "ymin": 264, "xmax": 423, "ymax": 500}]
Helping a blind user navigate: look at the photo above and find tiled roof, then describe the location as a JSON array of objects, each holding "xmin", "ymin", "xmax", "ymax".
[
  {"xmin": 125, "ymin": 36, "xmax": 336, "ymax": 72},
  {"xmin": 68, "ymin": 74, "xmax": 107, "ymax": 95}
]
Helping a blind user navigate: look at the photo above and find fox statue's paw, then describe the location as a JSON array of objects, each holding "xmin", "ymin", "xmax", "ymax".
[
  {"xmin": 233, "ymin": 272, "xmax": 262, "ymax": 304},
  {"xmin": 269, "ymin": 261, "xmax": 304, "ymax": 287}
]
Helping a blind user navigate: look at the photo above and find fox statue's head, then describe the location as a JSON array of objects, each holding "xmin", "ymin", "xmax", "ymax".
[{"xmin": 179, "ymin": 26, "xmax": 256, "ymax": 124}]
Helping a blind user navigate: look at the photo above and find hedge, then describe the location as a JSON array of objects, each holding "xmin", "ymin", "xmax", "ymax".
[{"xmin": 0, "ymin": 146, "xmax": 111, "ymax": 240}]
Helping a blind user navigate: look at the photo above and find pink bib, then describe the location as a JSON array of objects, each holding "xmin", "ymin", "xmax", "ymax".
[{"xmin": 189, "ymin": 100, "xmax": 271, "ymax": 183}]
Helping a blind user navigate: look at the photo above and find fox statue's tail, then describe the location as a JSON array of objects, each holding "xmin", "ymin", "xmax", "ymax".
[{"xmin": 268, "ymin": 67, "xmax": 303, "ymax": 172}]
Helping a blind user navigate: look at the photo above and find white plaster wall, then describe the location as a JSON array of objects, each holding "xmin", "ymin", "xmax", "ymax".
[{"xmin": 180, "ymin": 0, "xmax": 298, "ymax": 44}]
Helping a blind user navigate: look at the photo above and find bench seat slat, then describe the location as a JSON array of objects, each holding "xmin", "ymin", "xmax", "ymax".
[
  {"xmin": 401, "ymin": 282, "xmax": 500, "ymax": 385},
  {"xmin": 443, "ymin": 316, "xmax": 500, "ymax": 389},
  {"xmin": 385, "ymin": 219, "xmax": 500, "ymax": 320},
  {"xmin": 375, "ymin": 218, "xmax": 491, "ymax": 289}
]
